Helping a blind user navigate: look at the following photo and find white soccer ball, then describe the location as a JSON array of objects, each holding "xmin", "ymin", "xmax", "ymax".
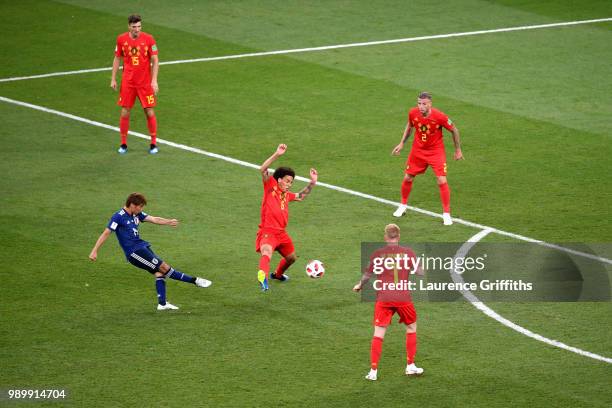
[{"xmin": 305, "ymin": 260, "xmax": 325, "ymax": 278}]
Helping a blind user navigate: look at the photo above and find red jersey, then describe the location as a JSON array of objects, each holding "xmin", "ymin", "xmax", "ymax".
[
  {"xmin": 408, "ymin": 107, "xmax": 454, "ymax": 151},
  {"xmin": 368, "ymin": 244, "xmax": 417, "ymax": 304},
  {"xmin": 115, "ymin": 32, "xmax": 158, "ymax": 87},
  {"xmin": 259, "ymin": 176, "xmax": 296, "ymax": 232}
]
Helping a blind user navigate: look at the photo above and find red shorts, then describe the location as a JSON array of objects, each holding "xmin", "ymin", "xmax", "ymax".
[
  {"xmin": 373, "ymin": 302, "xmax": 416, "ymax": 327},
  {"xmin": 118, "ymin": 84, "xmax": 156, "ymax": 108},
  {"xmin": 255, "ymin": 229, "xmax": 295, "ymax": 257},
  {"xmin": 405, "ymin": 148, "xmax": 447, "ymax": 177}
]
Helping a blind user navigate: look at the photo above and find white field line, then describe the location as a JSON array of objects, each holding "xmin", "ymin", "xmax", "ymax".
[
  {"xmin": 3, "ymin": 96, "xmax": 611, "ymax": 361},
  {"xmin": 451, "ymin": 229, "xmax": 612, "ymax": 364},
  {"xmin": 1, "ymin": 94, "xmax": 611, "ymax": 268},
  {"xmin": 1, "ymin": 18, "xmax": 611, "ymax": 83}
]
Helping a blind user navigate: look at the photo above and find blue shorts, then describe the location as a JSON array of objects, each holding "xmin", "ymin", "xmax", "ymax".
[{"xmin": 127, "ymin": 247, "xmax": 163, "ymax": 274}]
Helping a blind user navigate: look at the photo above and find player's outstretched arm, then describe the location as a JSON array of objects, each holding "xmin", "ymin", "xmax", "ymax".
[
  {"xmin": 392, "ymin": 122, "xmax": 413, "ymax": 155},
  {"xmin": 295, "ymin": 168, "xmax": 318, "ymax": 202},
  {"xmin": 260, "ymin": 144, "xmax": 287, "ymax": 180},
  {"xmin": 451, "ymin": 127, "xmax": 463, "ymax": 160},
  {"xmin": 89, "ymin": 228, "xmax": 112, "ymax": 261},
  {"xmin": 144, "ymin": 215, "xmax": 179, "ymax": 227}
]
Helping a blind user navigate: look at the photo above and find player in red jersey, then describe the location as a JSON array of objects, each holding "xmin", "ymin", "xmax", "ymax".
[
  {"xmin": 256, "ymin": 144, "xmax": 318, "ymax": 291},
  {"xmin": 111, "ymin": 14, "xmax": 160, "ymax": 155},
  {"xmin": 391, "ymin": 92, "xmax": 463, "ymax": 225},
  {"xmin": 353, "ymin": 224, "xmax": 424, "ymax": 381}
]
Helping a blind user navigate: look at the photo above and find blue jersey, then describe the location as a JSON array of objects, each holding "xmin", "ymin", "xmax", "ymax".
[{"xmin": 107, "ymin": 208, "xmax": 150, "ymax": 257}]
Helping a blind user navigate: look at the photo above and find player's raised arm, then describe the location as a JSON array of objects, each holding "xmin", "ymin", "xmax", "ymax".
[
  {"xmin": 89, "ymin": 228, "xmax": 112, "ymax": 261},
  {"xmin": 450, "ymin": 126, "xmax": 463, "ymax": 160},
  {"xmin": 392, "ymin": 121, "xmax": 413, "ymax": 155},
  {"xmin": 294, "ymin": 168, "xmax": 318, "ymax": 202},
  {"xmin": 260, "ymin": 144, "xmax": 287, "ymax": 181},
  {"xmin": 143, "ymin": 215, "xmax": 179, "ymax": 227}
]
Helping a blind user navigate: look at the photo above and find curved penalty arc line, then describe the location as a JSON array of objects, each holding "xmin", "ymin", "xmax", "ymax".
[{"xmin": 451, "ymin": 228, "xmax": 612, "ymax": 364}]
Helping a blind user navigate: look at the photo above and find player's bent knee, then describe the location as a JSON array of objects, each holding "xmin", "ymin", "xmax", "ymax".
[
  {"xmin": 406, "ymin": 322, "xmax": 417, "ymax": 333},
  {"xmin": 158, "ymin": 262, "xmax": 171, "ymax": 273},
  {"xmin": 260, "ymin": 245, "xmax": 273, "ymax": 257},
  {"xmin": 285, "ymin": 253, "xmax": 297, "ymax": 264},
  {"xmin": 437, "ymin": 176, "xmax": 447, "ymax": 185}
]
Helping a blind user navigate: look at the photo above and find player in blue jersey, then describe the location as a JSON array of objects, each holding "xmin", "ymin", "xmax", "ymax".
[{"xmin": 89, "ymin": 192, "xmax": 212, "ymax": 310}]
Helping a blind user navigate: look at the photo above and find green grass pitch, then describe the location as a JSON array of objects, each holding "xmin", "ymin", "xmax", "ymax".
[{"xmin": 1, "ymin": 1, "xmax": 611, "ymax": 407}]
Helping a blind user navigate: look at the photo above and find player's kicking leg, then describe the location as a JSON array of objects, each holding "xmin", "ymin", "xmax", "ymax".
[
  {"xmin": 271, "ymin": 253, "xmax": 295, "ymax": 282},
  {"xmin": 160, "ymin": 263, "xmax": 212, "ymax": 287},
  {"xmin": 128, "ymin": 248, "xmax": 212, "ymax": 310},
  {"xmin": 151, "ymin": 258, "xmax": 212, "ymax": 311},
  {"xmin": 271, "ymin": 237, "xmax": 296, "ymax": 282},
  {"xmin": 128, "ymin": 248, "xmax": 177, "ymax": 309}
]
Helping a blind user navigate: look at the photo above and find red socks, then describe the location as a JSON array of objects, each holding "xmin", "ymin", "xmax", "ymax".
[
  {"xmin": 370, "ymin": 336, "xmax": 384, "ymax": 369},
  {"xmin": 438, "ymin": 182, "xmax": 451, "ymax": 213},
  {"xmin": 401, "ymin": 179, "xmax": 413, "ymax": 205},
  {"xmin": 259, "ymin": 255, "xmax": 271, "ymax": 278},
  {"xmin": 406, "ymin": 332, "xmax": 417, "ymax": 364},
  {"xmin": 370, "ymin": 333, "xmax": 416, "ymax": 369},
  {"xmin": 147, "ymin": 114, "xmax": 157, "ymax": 145},
  {"xmin": 120, "ymin": 113, "xmax": 157, "ymax": 146},
  {"xmin": 274, "ymin": 258, "xmax": 289, "ymax": 278},
  {"xmin": 402, "ymin": 179, "xmax": 451, "ymax": 213},
  {"xmin": 119, "ymin": 116, "xmax": 130, "ymax": 145}
]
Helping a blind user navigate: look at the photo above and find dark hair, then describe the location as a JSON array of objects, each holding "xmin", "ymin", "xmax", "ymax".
[
  {"xmin": 128, "ymin": 14, "xmax": 142, "ymax": 24},
  {"xmin": 125, "ymin": 192, "xmax": 147, "ymax": 207},
  {"xmin": 273, "ymin": 167, "xmax": 295, "ymax": 181},
  {"xmin": 418, "ymin": 91, "xmax": 432, "ymax": 100}
]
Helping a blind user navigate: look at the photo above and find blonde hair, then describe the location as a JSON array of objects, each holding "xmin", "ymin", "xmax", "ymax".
[{"xmin": 384, "ymin": 223, "xmax": 400, "ymax": 240}]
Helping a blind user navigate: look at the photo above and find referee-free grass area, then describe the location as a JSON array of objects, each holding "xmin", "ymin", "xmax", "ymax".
[{"xmin": 1, "ymin": 1, "xmax": 611, "ymax": 407}]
